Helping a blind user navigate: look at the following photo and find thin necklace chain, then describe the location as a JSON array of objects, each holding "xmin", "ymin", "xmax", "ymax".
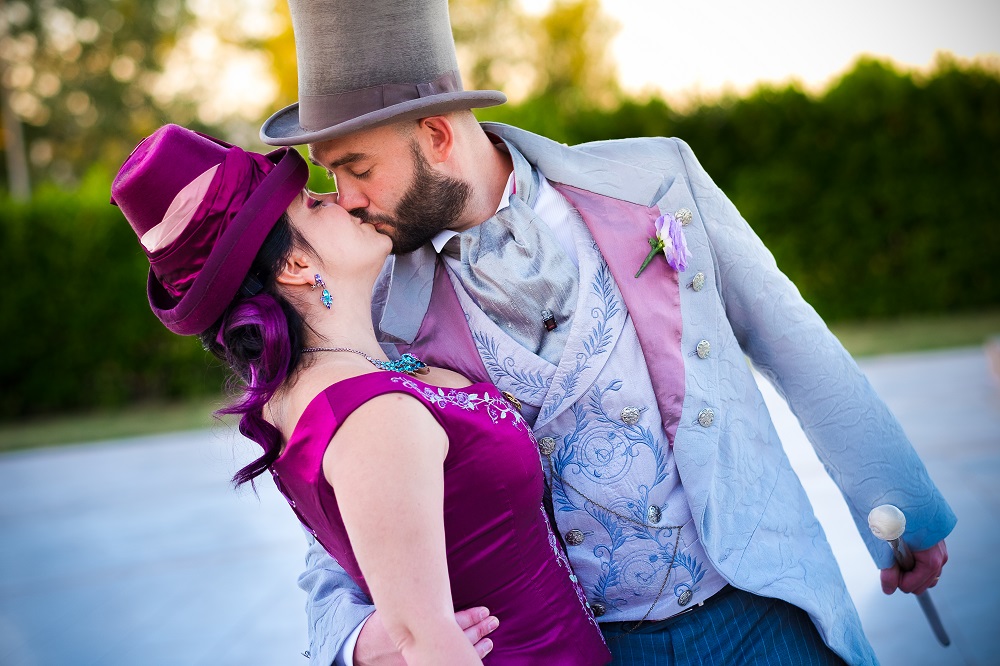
[{"xmin": 300, "ymin": 347, "xmax": 429, "ymax": 376}]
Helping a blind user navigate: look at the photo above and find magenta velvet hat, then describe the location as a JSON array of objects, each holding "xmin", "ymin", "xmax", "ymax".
[{"xmin": 111, "ymin": 124, "xmax": 309, "ymax": 335}]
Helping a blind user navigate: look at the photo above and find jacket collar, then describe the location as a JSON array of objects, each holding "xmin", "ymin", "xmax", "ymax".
[{"xmin": 379, "ymin": 123, "xmax": 669, "ymax": 344}]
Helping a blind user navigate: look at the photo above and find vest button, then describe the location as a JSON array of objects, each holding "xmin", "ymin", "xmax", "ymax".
[
  {"xmin": 590, "ymin": 602, "xmax": 606, "ymax": 617},
  {"xmin": 647, "ymin": 505, "xmax": 662, "ymax": 524},
  {"xmin": 538, "ymin": 436, "xmax": 557, "ymax": 456},
  {"xmin": 565, "ymin": 529, "xmax": 585, "ymax": 546},
  {"xmin": 697, "ymin": 408, "xmax": 715, "ymax": 427},
  {"xmin": 678, "ymin": 589, "xmax": 693, "ymax": 606},
  {"xmin": 620, "ymin": 406, "xmax": 641, "ymax": 425},
  {"xmin": 696, "ymin": 340, "xmax": 711, "ymax": 359},
  {"xmin": 690, "ymin": 272, "xmax": 706, "ymax": 292}
]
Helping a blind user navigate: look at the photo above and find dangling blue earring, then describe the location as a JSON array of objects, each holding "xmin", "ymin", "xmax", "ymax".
[{"xmin": 312, "ymin": 274, "xmax": 333, "ymax": 309}]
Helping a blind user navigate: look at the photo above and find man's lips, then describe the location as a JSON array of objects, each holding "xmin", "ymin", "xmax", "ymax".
[{"xmin": 365, "ymin": 219, "xmax": 392, "ymax": 233}]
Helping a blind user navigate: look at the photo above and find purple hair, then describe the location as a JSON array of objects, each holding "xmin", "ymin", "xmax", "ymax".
[
  {"xmin": 198, "ymin": 212, "xmax": 308, "ymax": 488},
  {"xmin": 214, "ymin": 295, "xmax": 294, "ymax": 486}
]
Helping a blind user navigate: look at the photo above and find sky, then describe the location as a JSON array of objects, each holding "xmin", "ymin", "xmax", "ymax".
[
  {"xmin": 522, "ymin": 0, "xmax": 1000, "ymax": 100},
  {"xmin": 160, "ymin": 0, "xmax": 1000, "ymax": 125}
]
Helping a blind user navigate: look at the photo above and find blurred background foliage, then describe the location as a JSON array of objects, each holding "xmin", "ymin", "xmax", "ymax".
[{"xmin": 1, "ymin": 0, "xmax": 998, "ymax": 421}]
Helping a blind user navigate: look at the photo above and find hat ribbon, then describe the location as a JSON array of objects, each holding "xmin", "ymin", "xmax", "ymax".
[{"xmin": 300, "ymin": 70, "xmax": 461, "ymax": 130}]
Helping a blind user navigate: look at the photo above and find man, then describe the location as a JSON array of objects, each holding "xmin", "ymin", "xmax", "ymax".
[{"xmin": 260, "ymin": 1, "xmax": 954, "ymax": 664}]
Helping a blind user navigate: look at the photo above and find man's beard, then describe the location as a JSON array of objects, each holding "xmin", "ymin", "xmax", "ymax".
[{"xmin": 351, "ymin": 141, "xmax": 472, "ymax": 255}]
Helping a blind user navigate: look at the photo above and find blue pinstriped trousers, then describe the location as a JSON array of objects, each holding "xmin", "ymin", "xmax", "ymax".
[{"xmin": 599, "ymin": 586, "xmax": 846, "ymax": 665}]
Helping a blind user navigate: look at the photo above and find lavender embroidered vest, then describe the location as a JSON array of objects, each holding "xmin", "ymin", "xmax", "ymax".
[{"xmin": 445, "ymin": 203, "xmax": 728, "ymax": 621}]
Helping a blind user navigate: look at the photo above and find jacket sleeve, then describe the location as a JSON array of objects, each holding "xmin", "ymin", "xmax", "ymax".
[
  {"xmin": 671, "ymin": 137, "xmax": 956, "ymax": 567},
  {"xmin": 299, "ymin": 532, "xmax": 375, "ymax": 665}
]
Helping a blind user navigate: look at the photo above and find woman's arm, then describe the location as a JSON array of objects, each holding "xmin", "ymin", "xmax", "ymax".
[{"xmin": 323, "ymin": 391, "xmax": 482, "ymax": 666}]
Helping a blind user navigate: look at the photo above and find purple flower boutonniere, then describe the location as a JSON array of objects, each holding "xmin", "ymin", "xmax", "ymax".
[{"xmin": 634, "ymin": 212, "xmax": 692, "ymax": 278}]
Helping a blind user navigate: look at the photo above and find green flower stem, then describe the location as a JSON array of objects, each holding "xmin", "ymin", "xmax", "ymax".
[{"xmin": 634, "ymin": 236, "xmax": 665, "ymax": 278}]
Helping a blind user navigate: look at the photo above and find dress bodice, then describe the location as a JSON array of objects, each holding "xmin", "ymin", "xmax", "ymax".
[{"xmin": 270, "ymin": 371, "xmax": 610, "ymax": 665}]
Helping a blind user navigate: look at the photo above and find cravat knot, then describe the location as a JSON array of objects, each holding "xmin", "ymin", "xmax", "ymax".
[{"xmin": 442, "ymin": 146, "xmax": 578, "ymax": 365}]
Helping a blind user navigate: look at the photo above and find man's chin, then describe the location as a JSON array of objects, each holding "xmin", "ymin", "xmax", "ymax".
[{"xmin": 390, "ymin": 241, "xmax": 427, "ymax": 256}]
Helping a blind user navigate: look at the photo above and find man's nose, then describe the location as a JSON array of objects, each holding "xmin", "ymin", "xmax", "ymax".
[
  {"xmin": 332, "ymin": 184, "xmax": 368, "ymax": 211},
  {"xmin": 306, "ymin": 190, "xmax": 338, "ymax": 207}
]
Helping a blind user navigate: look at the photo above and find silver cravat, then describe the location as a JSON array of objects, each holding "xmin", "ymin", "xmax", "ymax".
[{"xmin": 443, "ymin": 145, "xmax": 577, "ymax": 365}]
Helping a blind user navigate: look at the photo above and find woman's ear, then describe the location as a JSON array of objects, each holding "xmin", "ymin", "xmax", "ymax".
[{"xmin": 275, "ymin": 249, "xmax": 315, "ymax": 287}]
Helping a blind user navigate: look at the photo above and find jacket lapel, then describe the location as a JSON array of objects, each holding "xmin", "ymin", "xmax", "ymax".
[
  {"xmin": 395, "ymin": 261, "xmax": 491, "ymax": 385},
  {"xmin": 553, "ymin": 183, "xmax": 686, "ymax": 446}
]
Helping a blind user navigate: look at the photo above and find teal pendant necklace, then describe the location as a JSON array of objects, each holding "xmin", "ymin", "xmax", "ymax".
[{"xmin": 301, "ymin": 347, "xmax": 429, "ymax": 376}]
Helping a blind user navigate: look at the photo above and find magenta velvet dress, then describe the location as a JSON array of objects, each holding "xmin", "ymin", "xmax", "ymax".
[{"xmin": 270, "ymin": 371, "xmax": 611, "ymax": 665}]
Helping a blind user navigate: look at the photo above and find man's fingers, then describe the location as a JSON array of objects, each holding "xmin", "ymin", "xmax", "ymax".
[
  {"xmin": 474, "ymin": 638, "xmax": 494, "ymax": 659},
  {"xmin": 899, "ymin": 568, "xmax": 937, "ymax": 595},
  {"xmin": 905, "ymin": 541, "xmax": 948, "ymax": 594},
  {"xmin": 883, "ymin": 540, "xmax": 949, "ymax": 595},
  {"xmin": 454, "ymin": 606, "xmax": 499, "ymax": 657},
  {"xmin": 454, "ymin": 607, "xmax": 490, "ymax": 630},
  {"xmin": 880, "ymin": 566, "xmax": 901, "ymax": 595},
  {"xmin": 464, "ymin": 615, "xmax": 499, "ymax": 644}
]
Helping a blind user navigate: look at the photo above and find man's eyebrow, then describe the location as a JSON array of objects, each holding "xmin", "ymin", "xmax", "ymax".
[{"xmin": 311, "ymin": 152, "xmax": 367, "ymax": 169}]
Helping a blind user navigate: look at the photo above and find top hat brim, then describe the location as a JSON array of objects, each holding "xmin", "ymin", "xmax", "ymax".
[{"xmin": 259, "ymin": 90, "xmax": 506, "ymax": 146}]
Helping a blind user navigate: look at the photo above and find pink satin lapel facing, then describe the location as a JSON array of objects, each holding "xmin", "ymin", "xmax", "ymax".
[
  {"xmin": 553, "ymin": 184, "xmax": 686, "ymax": 446},
  {"xmin": 400, "ymin": 261, "xmax": 492, "ymax": 384}
]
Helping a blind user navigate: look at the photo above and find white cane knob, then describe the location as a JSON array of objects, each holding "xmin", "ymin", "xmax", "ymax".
[{"xmin": 868, "ymin": 504, "xmax": 906, "ymax": 541}]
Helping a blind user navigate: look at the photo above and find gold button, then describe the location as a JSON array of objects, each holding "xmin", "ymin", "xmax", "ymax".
[
  {"xmin": 697, "ymin": 408, "xmax": 715, "ymax": 427},
  {"xmin": 538, "ymin": 436, "xmax": 556, "ymax": 456},
  {"xmin": 565, "ymin": 529, "xmax": 585, "ymax": 546},
  {"xmin": 620, "ymin": 406, "xmax": 641, "ymax": 425},
  {"xmin": 696, "ymin": 340, "xmax": 711, "ymax": 359}
]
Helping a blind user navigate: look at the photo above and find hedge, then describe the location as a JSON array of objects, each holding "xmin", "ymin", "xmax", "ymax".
[
  {"xmin": 479, "ymin": 56, "xmax": 1000, "ymax": 321},
  {"xmin": 0, "ymin": 172, "xmax": 225, "ymax": 420},
  {"xmin": 2, "ymin": 57, "xmax": 998, "ymax": 419}
]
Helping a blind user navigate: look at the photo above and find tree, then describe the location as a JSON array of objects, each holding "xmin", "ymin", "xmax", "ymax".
[
  {"xmin": 532, "ymin": 0, "xmax": 620, "ymax": 110},
  {"xmin": 0, "ymin": 0, "xmax": 191, "ymax": 191},
  {"xmin": 449, "ymin": 0, "xmax": 534, "ymax": 99}
]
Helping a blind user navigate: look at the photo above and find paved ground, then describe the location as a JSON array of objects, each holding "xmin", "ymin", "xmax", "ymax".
[{"xmin": 1, "ymin": 346, "xmax": 997, "ymax": 665}]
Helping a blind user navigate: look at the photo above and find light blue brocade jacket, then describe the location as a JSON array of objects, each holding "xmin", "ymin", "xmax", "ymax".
[{"xmin": 295, "ymin": 123, "xmax": 956, "ymax": 666}]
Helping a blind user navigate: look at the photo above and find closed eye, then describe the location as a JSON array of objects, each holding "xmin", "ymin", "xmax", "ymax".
[{"xmin": 351, "ymin": 169, "xmax": 372, "ymax": 180}]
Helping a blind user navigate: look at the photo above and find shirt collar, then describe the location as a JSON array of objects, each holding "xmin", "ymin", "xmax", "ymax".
[
  {"xmin": 380, "ymin": 139, "xmax": 534, "ymax": 344},
  {"xmin": 430, "ymin": 170, "xmax": 515, "ymax": 255}
]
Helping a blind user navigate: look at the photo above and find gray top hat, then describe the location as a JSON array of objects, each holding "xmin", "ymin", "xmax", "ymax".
[{"xmin": 260, "ymin": 0, "xmax": 506, "ymax": 146}]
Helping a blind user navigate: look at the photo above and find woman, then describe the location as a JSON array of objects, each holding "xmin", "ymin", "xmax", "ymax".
[{"xmin": 111, "ymin": 124, "xmax": 611, "ymax": 665}]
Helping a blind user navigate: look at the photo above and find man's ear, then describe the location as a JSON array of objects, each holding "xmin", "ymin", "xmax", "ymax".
[
  {"xmin": 275, "ymin": 249, "xmax": 316, "ymax": 287},
  {"xmin": 415, "ymin": 115, "xmax": 455, "ymax": 164}
]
